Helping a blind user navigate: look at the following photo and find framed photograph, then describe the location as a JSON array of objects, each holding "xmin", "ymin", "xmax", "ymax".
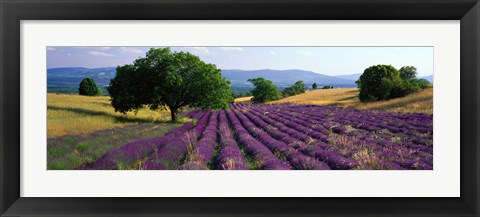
[{"xmin": 1, "ymin": 0, "xmax": 478, "ymax": 216}]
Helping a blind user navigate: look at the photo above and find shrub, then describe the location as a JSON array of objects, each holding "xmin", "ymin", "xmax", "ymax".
[
  {"xmin": 79, "ymin": 78, "xmax": 102, "ymax": 96},
  {"xmin": 282, "ymin": 80, "xmax": 306, "ymax": 97},
  {"xmin": 248, "ymin": 77, "xmax": 281, "ymax": 103}
]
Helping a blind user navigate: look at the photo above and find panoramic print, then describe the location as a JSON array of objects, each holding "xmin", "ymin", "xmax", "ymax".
[{"xmin": 47, "ymin": 46, "xmax": 433, "ymax": 170}]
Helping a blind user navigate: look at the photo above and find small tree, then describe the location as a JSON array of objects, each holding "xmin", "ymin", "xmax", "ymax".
[
  {"xmin": 248, "ymin": 77, "xmax": 281, "ymax": 103},
  {"xmin": 79, "ymin": 78, "xmax": 102, "ymax": 96},
  {"xmin": 293, "ymin": 80, "xmax": 306, "ymax": 94},
  {"xmin": 108, "ymin": 48, "xmax": 233, "ymax": 122},
  {"xmin": 399, "ymin": 66, "xmax": 418, "ymax": 80},
  {"xmin": 282, "ymin": 80, "xmax": 306, "ymax": 97},
  {"xmin": 312, "ymin": 82, "xmax": 318, "ymax": 89}
]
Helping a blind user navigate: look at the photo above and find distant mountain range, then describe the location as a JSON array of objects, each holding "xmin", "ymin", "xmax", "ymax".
[
  {"xmin": 221, "ymin": 69, "xmax": 357, "ymax": 88},
  {"xmin": 48, "ymin": 67, "xmax": 116, "ymax": 87},
  {"xmin": 333, "ymin": 73, "xmax": 363, "ymax": 81},
  {"xmin": 47, "ymin": 67, "xmax": 433, "ymax": 93}
]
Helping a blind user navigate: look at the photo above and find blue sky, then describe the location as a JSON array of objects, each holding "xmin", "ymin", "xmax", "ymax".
[{"xmin": 47, "ymin": 46, "xmax": 433, "ymax": 76}]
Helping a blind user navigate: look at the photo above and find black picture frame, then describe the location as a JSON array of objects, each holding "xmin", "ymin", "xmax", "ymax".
[{"xmin": 1, "ymin": 0, "xmax": 479, "ymax": 216}]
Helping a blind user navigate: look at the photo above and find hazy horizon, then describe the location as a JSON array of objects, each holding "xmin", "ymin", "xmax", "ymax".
[{"xmin": 47, "ymin": 46, "xmax": 434, "ymax": 76}]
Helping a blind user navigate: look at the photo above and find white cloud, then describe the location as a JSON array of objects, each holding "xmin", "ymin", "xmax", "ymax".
[
  {"xmin": 47, "ymin": 47, "xmax": 56, "ymax": 51},
  {"xmin": 191, "ymin": 47, "xmax": 210, "ymax": 54},
  {"xmin": 66, "ymin": 53, "xmax": 73, "ymax": 57},
  {"xmin": 295, "ymin": 50, "xmax": 314, "ymax": 56},
  {"xmin": 97, "ymin": 47, "xmax": 111, "ymax": 50},
  {"xmin": 89, "ymin": 51, "xmax": 114, "ymax": 57},
  {"xmin": 120, "ymin": 47, "xmax": 144, "ymax": 54},
  {"xmin": 269, "ymin": 50, "xmax": 277, "ymax": 55},
  {"xmin": 220, "ymin": 47, "xmax": 244, "ymax": 51}
]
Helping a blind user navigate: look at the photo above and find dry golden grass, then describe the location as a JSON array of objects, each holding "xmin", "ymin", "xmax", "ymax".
[
  {"xmin": 234, "ymin": 96, "xmax": 253, "ymax": 103},
  {"xmin": 351, "ymin": 88, "xmax": 433, "ymax": 114},
  {"xmin": 270, "ymin": 88, "xmax": 433, "ymax": 114},
  {"xmin": 47, "ymin": 93, "xmax": 191, "ymax": 138},
  {"xmin": 270, "ymin": 88, "xmax": 361, "ymax": 106}
]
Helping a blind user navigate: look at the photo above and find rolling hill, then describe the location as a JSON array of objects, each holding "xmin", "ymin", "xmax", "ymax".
[
  {"xmin": 47, "ymin": 67, "xmax": 433, "ymax": 94},
  {"xmin": 48, "ymin": 67, "xmax": 116, "ymax": 87},
  {"xmin": 47, "ymin": 67, "xmax": 359, "ymax": 93},
  {"xmin": 221, "ymin": 69, "xmax": 356, "ymax": 88},
  {"xmin": 333, "ymin": 73, "xmax": 362, "ymax": 81}
]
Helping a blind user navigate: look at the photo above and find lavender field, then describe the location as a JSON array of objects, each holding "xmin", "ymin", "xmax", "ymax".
[{"xmin": 84, "ymin": 103, "xmax": 433, "ymax": 170}]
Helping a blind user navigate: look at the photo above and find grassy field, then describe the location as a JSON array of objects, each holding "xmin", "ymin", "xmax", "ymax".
[
  {"xmin": 270, "ymin": 88, "xmax": 360, "ymax": 106},
  {"xmin": 234, "ymin": 96, "xmax": 253, "ymax": 103},
  {"xmin": 47, "ymin": 122, "xmax": 182, "ymax": 169},
  {"xmin": 269, "ymin": 88, "xmax": 433, "ymax": 114},
  {"xmin": 47, "ymin": 93, "xmax": 192, "ymax": 138},
  {"xmin": 47, "ymin": 93, "xmax": 195, "ymax": 169},
  {"xmin": 350, "ymin": 88, "xmax": 432, "ymax": 114}
]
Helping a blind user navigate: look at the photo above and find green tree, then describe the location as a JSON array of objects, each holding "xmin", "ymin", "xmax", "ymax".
[
  {"xmin": 356, "ymin": 64, "xmax": 403, "ymax": 102},
  {"xmin": 312, "ymin": 82, "xmax": 318, "ymax": 89},
  {"xmin": 399, "ymin": 66, "xmax": 417, "ymax": 80},
  {"xmin": 282, "ymin": 80, "xmax": 306, "ymax": 97},
  {"xmin": 108, "ymin": 48, "xmax": 233, "ymax": 122},
  {"xmin": 293, "ymin": 80, "xmax": 306, "ymax": 93},
  {"xmin": 248, "ymin": 77, "xmax": 281, "ymax": 103},
  {"xmin": 79, "ymin": 77, "xmax": 102, "ymax": 96}
]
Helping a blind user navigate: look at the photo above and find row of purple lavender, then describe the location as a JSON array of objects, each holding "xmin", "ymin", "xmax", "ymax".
[{"xmin": 84, "ymin": 103, "xmax": 433, "ymax": 170}]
